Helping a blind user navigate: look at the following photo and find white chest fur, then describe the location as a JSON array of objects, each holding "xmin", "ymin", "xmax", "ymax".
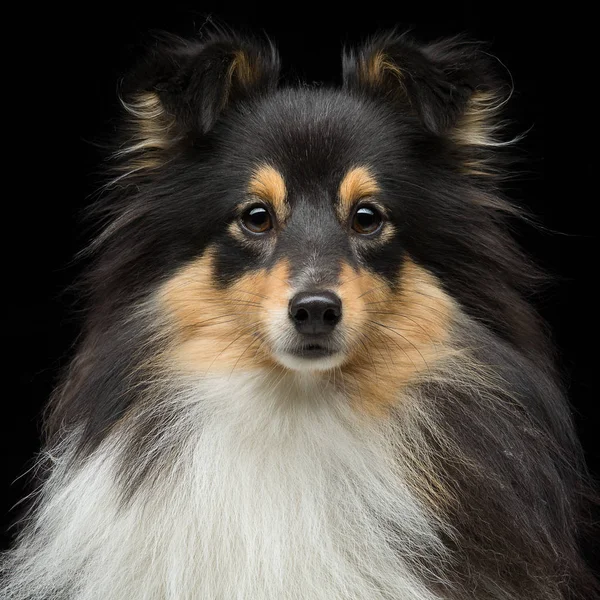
[{"xmin": 3, "ymin": 373, "xmax": 444, "ymax": 600}]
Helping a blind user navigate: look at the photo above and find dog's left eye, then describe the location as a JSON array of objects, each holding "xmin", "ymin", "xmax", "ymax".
[
  {"xmin": 352, "ymin": 205, "xmax": 383, "ymax": 235},
  {"xmin": 241, "ymin": 205, "xmax": 273, "ymax": 234}
]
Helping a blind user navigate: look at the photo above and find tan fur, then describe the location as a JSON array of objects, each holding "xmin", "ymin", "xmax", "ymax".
[
  {"xmin": 360, "ymin": 51, "xmax": 404, "ymax": 87},
  {"xmin": 451, "ymin": 89, "xmax": 516, "ymax": 175},
  {"xmin": 222, "ymin": 51, "xmax": 253, "ymax": 111},
  {"xmin": 228, "ymin": 50, "xmax": 257, "ymax": 89},
  {"xmin": 335, "ymin": 259, "xmax": 456, "ymax": 415},
  {"xmin": 354, "ymin": 53, "xmax": 511, "ymax": 178},
  {"xmin": 248, "ymin": 164, "xmax": 289, "ymax": 223},
  {"xmin": 159, "ymin": 251, "xmax": 290, "ymax": 374},
  {"xmin": 159, "ymin": 250, "xmax": 460, "ymax": 515},
  {"xmin": 452, "ymin": 90, "xmax": 502, "ymax": 147},
  {"xmin": 337, "ymin": 165, "xmax": 381, "ymax": 221},
  {"xmin": 117, "ymin": 92, "xmax": 178, "ymax": 172},
  {"xmin": 332, "ymin": 259, "xmax": 459, "ymax": 512},
  {"xmin": 115, "ymin": 50, "xmax": 266, "ymax": 179},
  {"xmin": 160, "ymin": 250, "xmax": 455, "ymax": 418}
]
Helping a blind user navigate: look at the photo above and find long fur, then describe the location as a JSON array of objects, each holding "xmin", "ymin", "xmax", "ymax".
[{"xmin": 1, "ymin": 30, "xmax": 597, "ymax": 600}]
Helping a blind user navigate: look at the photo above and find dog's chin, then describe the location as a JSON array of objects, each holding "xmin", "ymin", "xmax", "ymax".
[{"xmin": 274, "ymin": 345, "xmax": 347, "ymax": 372}]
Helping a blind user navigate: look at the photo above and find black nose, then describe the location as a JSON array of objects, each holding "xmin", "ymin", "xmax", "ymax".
[{"xmin": 289, "ymin": 291, "xmax": 342, "ymax": 334}]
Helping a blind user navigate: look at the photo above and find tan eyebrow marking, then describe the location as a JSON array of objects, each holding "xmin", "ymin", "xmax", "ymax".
[
  {"xmin": 338, "ymin": 165, "xmax": 381, "ymax": 221},
  {"xmin": 248, "ymin": 164, "xmax": 289, "ymax": 222}
]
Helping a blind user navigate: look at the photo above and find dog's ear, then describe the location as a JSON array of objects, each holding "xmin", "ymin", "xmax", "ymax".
[
  {"xmin": 343, "ymin": 32, "xmax": 507, "ymax": 147},
  {"xmin": 117, "ymin": 33, "xmax": 280, "ymax": 171}
]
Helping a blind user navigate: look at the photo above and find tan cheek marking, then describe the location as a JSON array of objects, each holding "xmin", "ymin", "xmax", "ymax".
[
  {"xmin": 336, "ymin": 258, "xmax": 456, "ymax": 416},
  {"xmin": 338, "ymin": 258, "xmax": 456, "ymax": 514},
  {"xmin": 248, "ymin": 164, "xmax": 289, "ymax": 223},
  {"xmin": 252, "ymin": 259, "xmax": 293, "ymax": 321},
  {"xmin": 158, "ymin": 251, "xmax": 291, "ymax": 374},
  {"xmin": 335, "ymin": 262, "xmax": 386, "ymax": 344},
  {"xmin": 337, "ymin": 165, "xmax": 381, "ymax": 222}
]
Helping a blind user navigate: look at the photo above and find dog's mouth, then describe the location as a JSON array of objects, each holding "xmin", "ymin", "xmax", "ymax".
[
  {"xmin": 274, "ymin": 337, "xmax": 346, "ymax": 371},
  {"xmin": 289, "ymin": 342, "xmax": 334, "ymax": 358}
]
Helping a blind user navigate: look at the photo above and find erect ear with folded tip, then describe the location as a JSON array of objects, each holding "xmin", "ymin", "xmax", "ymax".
[
  {"xmin": 343, "ymin": 33, "xmax": 509, "ymax": 152},
  {"xmin": 117, "ymin": 33, "xmax": 280, "ymax": 170}
]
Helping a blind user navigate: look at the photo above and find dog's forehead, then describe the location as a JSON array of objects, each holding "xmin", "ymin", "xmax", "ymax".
[{"xmin": 221, "ymin": 87, "xmax": 402, "ymax": 193}]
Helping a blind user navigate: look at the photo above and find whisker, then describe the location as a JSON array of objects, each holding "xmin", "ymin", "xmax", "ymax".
[
  {"xmin": 337, "ymin": 271, "xmax": 369, "ymax": 288},
  {"xmin": 364, "ymin": 310, "xmax": 441, "ymax": 343},
  {"xmin": 259, "ymin": 358, "xmax": 286, "ymax": 393},
  {"xmin": 348, "ymin": 325, "xmax": 391, "ymax": 377},
  {"xmin": 345, "ymin": 370, "xmax": 365, "ymax": 405},
  {"xmin": 336, "ymin": 366, "xmax": 349, "ymax": 399},
  {"xmin": 375, "ymin": 331, "xmax": 399, "ymax": 372},
  {"xmin": 184, "ymin": 313, "xmax": 261, "ymax": 329},
  {"xmin": 223, "ymin": 300, "xmax": 263, "ymax": 308},
  {"xmin": 374, "ymin": 319, "xmax": 438, "ymax": 356},
  {"xmin": 250, "ymin": 337, "xmax": 271, "ymax": 364},
  {"xmin": 179, "ymin": 297, "xmax": 263, "ymax": 308},
  {"xmin": 228, "ymin": 336, "xmax": 263, "ymax": 379},
  {"xmin": 367, "ymin": 319, "xmax": 427, "ymax": 372},
  {"xmin": 356, "ymin": 333, "xmax": 381, "ymax": 380},
  {"xmin": 364, "ymin": 300, "xmax": 448, "ymax": 320},
  {"xmin": 356, "ymin": 325, "xmax": 398, "ymax": 373},
  {"xmin": 270, "ymin": 362, "xmax": 291, "ymax": 394},
  {"xmin": 360, "ymin": 329, "xmax": 394, "ymax": 375},
  {"xmin": 264, "ymin": 271, "xmax": 289, "ymax": 285},
  {"xmin": 356, "ymin": 282, "xmax": 391, "ymax": 300},
  {"xmin": 233, "ymin": 288, "xmax": 270, "ymax": 300},
  {"xmin": 364, "ymin": 309, "xmax": 440, "ymax": 327},
  {"xmin": 203, "ymin": 325, "xmax": 257, "ymax": 374}
]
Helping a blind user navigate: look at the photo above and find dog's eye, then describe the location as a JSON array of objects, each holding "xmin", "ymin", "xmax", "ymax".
[
  {"xmin": 241, "ymin": 205, "xmax": 273, "ymax": 234},
  {"xmin": 352, "ymin": 205, "xmax": 383, "ymax": 235}
]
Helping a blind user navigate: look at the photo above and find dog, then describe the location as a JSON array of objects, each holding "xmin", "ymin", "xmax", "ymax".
[{"xmin": 1, "ymin": 30, "xmax": 596, "ymax": 599}]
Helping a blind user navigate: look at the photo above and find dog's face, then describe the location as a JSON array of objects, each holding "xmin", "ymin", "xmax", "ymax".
[
  {"xmin": 98, "ymin": 33, "xmax": 520, "ymax": 406},
  {"xmin": 156, "ymin": 88, "xmax": 455, "ymax": 406}
]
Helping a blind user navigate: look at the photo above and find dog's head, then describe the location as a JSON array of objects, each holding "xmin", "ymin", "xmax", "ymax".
[{"xmin": 89, "ymin": 32, "xmax": 536, "ymax": 401}]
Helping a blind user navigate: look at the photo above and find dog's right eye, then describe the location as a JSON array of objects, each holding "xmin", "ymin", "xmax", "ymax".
[
  {"xmin": 241, "ymin": 205, "xmax": 273, "ymax": 234},
  {"xmin": 351, "ymin": 205, "xmax": 383, "ymax": 235}
]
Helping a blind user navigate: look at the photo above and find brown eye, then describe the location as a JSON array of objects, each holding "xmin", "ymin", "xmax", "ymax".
[
  {"xmin": 352, "ymin": 205, "xmax": 383, "ymax": 235},
  {"xmin": 241, "ymin": 205, "xmax": 273, "ymax": 234}
]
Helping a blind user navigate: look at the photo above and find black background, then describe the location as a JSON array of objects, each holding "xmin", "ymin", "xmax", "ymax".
[{"xmin": 3, "ymin": 4, "xmax": 596, "ymax": 557}]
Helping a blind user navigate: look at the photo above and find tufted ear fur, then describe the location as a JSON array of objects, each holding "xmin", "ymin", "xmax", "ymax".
[
  {"xmin": 116, "ymin": 33, "xmax": 280, "ymax": 173},
  {"xmin": 343, "ymin": 32, "xmax": 511, "ymax": 156}
]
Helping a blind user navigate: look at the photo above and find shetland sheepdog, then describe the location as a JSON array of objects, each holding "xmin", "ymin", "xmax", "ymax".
[{"xmin": 1, "ymin": 30, "xmax": 596, "ymax": 600}]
